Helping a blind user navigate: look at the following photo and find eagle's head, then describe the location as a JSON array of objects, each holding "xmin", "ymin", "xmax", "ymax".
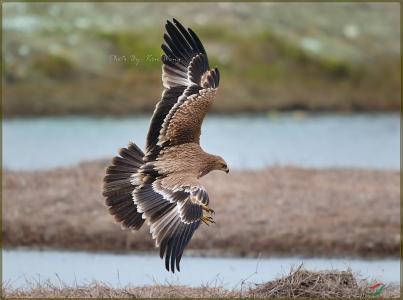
[
  {"xmin": 199, "ymin": 154, "xmax": 229, "ymax": 178},
  {"xmin": 214, "ymin": 155, "xmax": 229, "ymax": 174}
]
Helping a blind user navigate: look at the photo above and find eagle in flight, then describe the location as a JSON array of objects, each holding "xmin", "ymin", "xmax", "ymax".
[{"xmin": 103, "ymin": 19, "xmax": 228, "ymax": 272}]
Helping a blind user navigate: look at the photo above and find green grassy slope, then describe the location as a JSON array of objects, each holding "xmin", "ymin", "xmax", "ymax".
[{"xmin": 3, "ymin": 2, "xmax": 400, "ymax": 117}]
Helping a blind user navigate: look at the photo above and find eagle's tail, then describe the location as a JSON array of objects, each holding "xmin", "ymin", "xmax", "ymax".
[{"xmin": 103, "ymin": 142, "xmax": 145, "ymax": 230}]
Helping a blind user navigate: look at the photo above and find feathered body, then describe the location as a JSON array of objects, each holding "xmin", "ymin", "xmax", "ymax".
[{"xmin": 103, "ymin": 19, "xmax": 228, "ymax": 272}]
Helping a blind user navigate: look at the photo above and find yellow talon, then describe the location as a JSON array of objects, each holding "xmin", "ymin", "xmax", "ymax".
[
  {"xmin": 201, "ymin": 204, "xmax": 215, "ymax": 215},
  {"xmin": 202, "ymin": 215, "xmax": 215, "ymax": 225}
]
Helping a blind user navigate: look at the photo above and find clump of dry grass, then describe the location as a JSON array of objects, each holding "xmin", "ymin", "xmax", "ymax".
[{"xmin": 248, "ymin": 265, "xmax": 367, "ymax": 298}]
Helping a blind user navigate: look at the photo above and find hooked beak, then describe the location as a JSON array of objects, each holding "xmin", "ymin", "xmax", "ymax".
[{"xmin": 225, "ymin": 168, "xmax": 229, "ymax": 174}]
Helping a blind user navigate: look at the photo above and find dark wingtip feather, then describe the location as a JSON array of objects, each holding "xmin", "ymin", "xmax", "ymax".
[
  {"xmin": 187, "ymin": 27, "xmax": 206, "ymax": 55},
  {"xmin": 165, "ymin": 244, "xmax": 172, "ymax": 272},
  {"xmin": 172, "ymin": 18, "xmax": 181, "ymax": 26}
]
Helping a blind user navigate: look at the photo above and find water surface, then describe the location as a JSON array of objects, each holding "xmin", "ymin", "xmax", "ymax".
[
  {"xmin": 3, "ymin": 250, "xmax": 399, "ymax": 289},
  {"xmin": 3, "ymin": 113, "xmax": 399, "ymax": 171}
]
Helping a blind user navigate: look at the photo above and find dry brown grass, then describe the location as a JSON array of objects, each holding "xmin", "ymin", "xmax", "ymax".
[
  {"xmin": 2, "ymin": 267, "xmax": 400, "ymax": 298},
  {"xmin": 2, "ymin": 282, "xmax": 237, "ymax": 298},
  {"xmin": 249, "ymin": 265, "xmax": 366, "ymax": 298},
  {"xmin": 3, "ymin": 282, "xmax": 237, "ymax": 298},
  {"xmin": 3, "ymin": 160, "xmax": 400, "ymax": 257}
]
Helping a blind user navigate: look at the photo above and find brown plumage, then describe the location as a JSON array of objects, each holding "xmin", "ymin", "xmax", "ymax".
[{"xmin": 103, "ymin": 19, "xmax": 228, "ymax": 272}]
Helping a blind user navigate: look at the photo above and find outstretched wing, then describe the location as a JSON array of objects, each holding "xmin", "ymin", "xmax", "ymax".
[
  {"xmin": 133, "ymin": 176, "xmax": 209, "ymax": 272},
  {"xmin": 145, "ymin": 19, "xmax": 220, "ymax": 161}
]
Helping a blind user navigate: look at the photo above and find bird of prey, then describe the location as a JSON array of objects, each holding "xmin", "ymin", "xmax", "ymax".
[{"xmin": 103, "ymin": 19, "xmax": 228, "ymax": 272}]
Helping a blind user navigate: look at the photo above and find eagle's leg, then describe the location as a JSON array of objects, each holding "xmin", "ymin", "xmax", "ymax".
[
  {"xmin": 202, "ymin": 215, "xmax": 215, "ymax": 226},
  {"xmin": 201, "ymin": 204, "xmax": 215, "ymax": 215}
]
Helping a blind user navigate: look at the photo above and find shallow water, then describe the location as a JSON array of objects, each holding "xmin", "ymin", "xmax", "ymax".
[
  {"xmin": 3, "ymin": 113, "xmax": 400, "ymax": 171},
  {"xmin": 3, "ymin": 250, "xmax": 399, "ymax": 289}
]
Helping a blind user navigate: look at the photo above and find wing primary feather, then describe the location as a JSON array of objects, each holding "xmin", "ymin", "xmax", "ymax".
[
  {"xmin": 163, "ymin": 34, "xmax": 188, "ymax": 67},
  {"xmin": 162, "ymin": 216, "xmax": 181, "ymax": 271},
  {"xmin": 169, "ymin": 226, "xmax": 183, "ymax": 273},
  {"xmin": 169, "ymin": 19, "xmax": 194, "ymax": 52},
  {"xmin": 163, "ymin": 34, "xmax": 180, "ymax": 57},
  {"xmin": 161, "ymin": 46, "xmax": 175, "ymax": 61},
  {"xmin": 165, "ymin": 240, "xmax": 173, "ymax": 271},
  {"xmin": 168, "ymin": 221, "xmax": 183, "ymax": 272},
  {"xmin": 187, "ymin": 28, "xmax": 206, "ymax": 55},
  {"xmin": 176, "ymin": 221, "xmax": 200, "ymax": 271},
  {"xmin": 172, "ymin": 18, "xmax": 198, "ymax": 51},
  {"xmin": 165, "ymin": 21, "xmax": 192, "ymax": 60},
  {"xmin": 171, "ymin": 223, "xmax": 187, "ymax": 271},
  {"xmin": 175, "ymin": 224, "xmax": 192, "ymax": 271},
  {"xmin": 175, "ymin": 224, "xmax": 190, "ymax": 272}
]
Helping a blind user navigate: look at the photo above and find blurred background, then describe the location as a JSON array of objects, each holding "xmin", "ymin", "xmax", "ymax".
[
  {"xmin": 3, "ymin": 2, "xmax": 400, "ymax": 294},
  {"xmin": 4, "ymin": 2, "xmax": 400, "ymax": 117}
]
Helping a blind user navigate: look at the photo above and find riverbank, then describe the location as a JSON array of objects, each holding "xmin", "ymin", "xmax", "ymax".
[
  {"xmin": 3, "ymin": 160, "xmax": 399, "ymax": 257},
  {"xmin": 3, "ymin": 267, "xmax": 400, "ymax": 298}
]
